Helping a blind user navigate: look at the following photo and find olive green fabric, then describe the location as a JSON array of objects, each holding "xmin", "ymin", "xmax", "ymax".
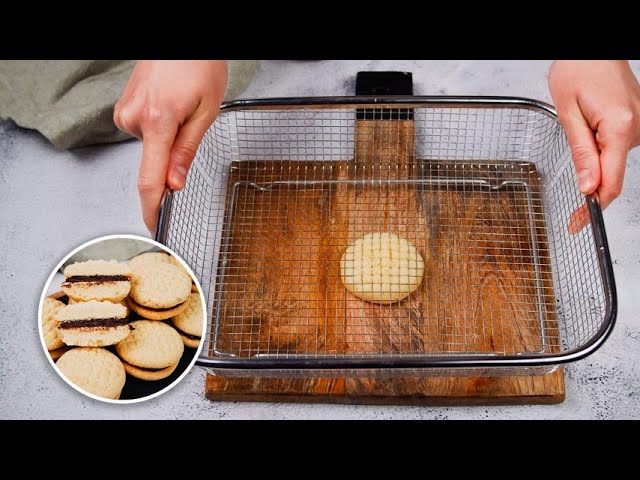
[{"xmin": 0, "ymin": 60, "xmax": 257, "ymax": 149}]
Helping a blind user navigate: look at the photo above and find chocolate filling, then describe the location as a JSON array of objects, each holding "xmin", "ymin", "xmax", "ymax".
[
  {"xmin": 173, "ymin": 325, "xmax": 201, "ymax": 340},
  {"xmin": 130, "ymin": 300, "xmax": 184, "ymax": 312},
  {"xmin": 59, "ymin": 318, "xmax": 129, "ymax": 329},
  {"xmin": 134, "ymin": 365, "xmax": 168, "ymax": 372},
  {"xmin": 64, "ymin": 275, "xmax": 129, "ymax": 283}
]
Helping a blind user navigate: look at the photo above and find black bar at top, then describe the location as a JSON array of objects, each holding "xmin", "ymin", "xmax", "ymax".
[{"xmin": 355, "ymin": 71, "xmax": 414, "ymax": 120}]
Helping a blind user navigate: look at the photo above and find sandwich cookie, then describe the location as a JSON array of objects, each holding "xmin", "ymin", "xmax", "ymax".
[
  {"xmin": 115, "ymin": 320, "xmax": 184, "ymax": 381},
  {"xmin": 128, "ymin": 263, "xmax": 192, "ymax": 320},
  {"xmin": 62, "ymin": 260, "xmax": 131, "ymax": 302},
  {"xmin": 130, "ymin": 250, "xmax": 197, "ymax": 292},
  {"xmin": 129, "ymin": 251, "xmax": 173, "ymax": 271},
  {"xmin": 167, "ymin": 254, "xmax": 198, "ymax": 292},
  {"xmin": 41, "ymin": 297, "xmax": 65, "ymax": 351},
  {"xmin": 68, "ymin": 297, "xmax": 130, "ymax": 317},
  {"xmin": 171, "ymin": 293, "xmax": 204, "ymax": 348},
  {"xmin": 55, "ymin": 300, "xmax": 131, "ymax": 347},
  {"xmin": 56, "ymin": 347, "xmax": 126, "ymax": 400}
]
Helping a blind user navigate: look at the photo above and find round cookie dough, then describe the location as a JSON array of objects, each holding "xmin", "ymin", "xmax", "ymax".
[
  {"xmin": 56, "ymin": 348, "xmax": 126, "ymax": 400},
  {"xmin": 340, "ymin": 232, "xmax": 425, "ymax": 304}
]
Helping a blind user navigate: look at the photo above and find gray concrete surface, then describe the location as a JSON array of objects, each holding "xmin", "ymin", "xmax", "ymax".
[{"xmin": 1, "ymin": 60, "xmax": 639, "ymax": 419}]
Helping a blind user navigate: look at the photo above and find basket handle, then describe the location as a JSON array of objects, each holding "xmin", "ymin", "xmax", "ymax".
[{"xmin": 356, "ymin": 71, "xmax": 414, "ymax": 120}]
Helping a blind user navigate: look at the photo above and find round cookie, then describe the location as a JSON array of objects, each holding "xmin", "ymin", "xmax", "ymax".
[
  {"xmin": 121, "ymin": 360, "xmax": 179, "ymax": 381},
  {"xmin": 129, "ymin": 251, "xmax": 173, "ymax": 272},
  {"xmin": 62, "ymin": 260, "xmax": 131, "ymax": 302},
  {"xmin": 171, "ymin": 293, "xmax": 204, "ymax": 348},
  {"xmin": 340, "ymin": 232, "xmax": 425, "ymax": 304},
  {"xmin": 116, "ymin": 320, "xmax": 184, "ymax": 370},
  {"xmin": 130, "ymin": 263, "xmax": 191, "ymax": 309},
  {"xmin": 166, "ymin": 255, "xmax": 197, "ymax": 292},
  {"xmin": 126, "ymin": 296, "xmax": 190, "ymax": 321},
  {"xmin": 178, "ymin": 334, "xmax": 200, "ymax": 349},
  {"xmin": 41, "ymin": 297, "xmax": 65, "ymax": 351},
  {"xmin": 56, "ymin": 348, "xmax": 126, "ymax": 400}
]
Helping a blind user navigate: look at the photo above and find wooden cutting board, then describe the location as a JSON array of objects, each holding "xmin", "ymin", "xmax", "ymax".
[{"xmin": 206, "ymin": 117, "xmax": 564, "ymax": 405}]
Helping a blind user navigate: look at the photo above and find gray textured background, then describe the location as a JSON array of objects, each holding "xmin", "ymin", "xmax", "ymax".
[{"xmin": 1, "ymin": 60, "xmax": 638, "ymax": 419}]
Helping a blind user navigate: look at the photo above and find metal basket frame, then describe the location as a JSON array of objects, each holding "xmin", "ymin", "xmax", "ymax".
[{"xmin": 156, "ymin": 96, "xmax": 617, "ymax": 376}]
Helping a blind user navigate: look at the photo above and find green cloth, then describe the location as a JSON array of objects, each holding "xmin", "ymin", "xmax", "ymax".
[{"xmin": 0, "ymin": 60, "xmax": 257, "ymax": 149}]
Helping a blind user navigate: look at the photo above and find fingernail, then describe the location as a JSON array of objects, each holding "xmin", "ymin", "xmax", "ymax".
[
  {"xmin": 577, "ymin": 169, "xmax": 592, "ymax": 193},
  {"xmin": 172, "ymin": 165, "xmax": 188, "ymax": 189}
]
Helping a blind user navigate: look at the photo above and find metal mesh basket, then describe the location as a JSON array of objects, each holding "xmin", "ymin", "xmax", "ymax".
[{"xmin": 156, "ymin": 96, "xmax": 616, "ymax": 378}]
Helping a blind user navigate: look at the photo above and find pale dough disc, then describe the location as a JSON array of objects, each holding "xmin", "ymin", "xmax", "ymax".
[{"xmin": 340, "ymin": 232, "xmax": 425, "ymax": 304}]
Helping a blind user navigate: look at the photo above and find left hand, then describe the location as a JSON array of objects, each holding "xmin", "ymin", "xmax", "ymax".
[{"xmin": 548, "ymin": 60, "xmax": 640, "ymax": 232}]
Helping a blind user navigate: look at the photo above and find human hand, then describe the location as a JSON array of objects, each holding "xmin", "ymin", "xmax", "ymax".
[
  {"xmin": 548, "ymin": 60, "xmax": 640, "ymax": 233},
  {"xmin": 114, "ymin": 60, "xmax": 228, "ymax": 233}
]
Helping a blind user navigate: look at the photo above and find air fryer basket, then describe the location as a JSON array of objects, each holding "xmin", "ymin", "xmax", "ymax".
[{"xmin": 156, "ymin": 96, "xmax": 616, "ymax": 378}]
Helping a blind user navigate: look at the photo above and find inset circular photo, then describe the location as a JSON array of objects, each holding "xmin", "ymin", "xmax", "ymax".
[{"xmin": 39, "ymin": 235, "xmax": 206, "ymax": 403}]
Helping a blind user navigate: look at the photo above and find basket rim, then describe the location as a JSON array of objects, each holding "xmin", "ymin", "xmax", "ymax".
[{"xmin": 217, "ymin": 95, "xmax": 559, "ymax": 119}]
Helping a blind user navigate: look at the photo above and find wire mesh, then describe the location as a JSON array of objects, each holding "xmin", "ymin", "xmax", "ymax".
[{"xmin": 162, "ymin": 100, "xmax": 612, "ymax": 377}]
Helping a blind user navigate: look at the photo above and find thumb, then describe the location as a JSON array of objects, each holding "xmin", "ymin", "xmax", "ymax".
[
  {"xmin": 167, "ymin": 110, "xmax": 217, "ymax": 191},
  {"xmin": 560, "ymin": 107, "xmax": 602, "ymax": 195}
]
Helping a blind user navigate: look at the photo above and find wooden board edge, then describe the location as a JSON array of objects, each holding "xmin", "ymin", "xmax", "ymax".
[{"xmin": 205, "ymin": 368, "xmax": 565, "ymax": 406}]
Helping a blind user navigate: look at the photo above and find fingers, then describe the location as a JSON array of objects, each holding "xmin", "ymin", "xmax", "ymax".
[
  {"xmin": 114, "ymin": 96, "xmax": 143, "ymax": 140},
  {"xmin": 560, "ymin": 107, "xmax": 602, "ymax": 195},
  {"xmin": 568, "ymin": 203, "xmax": 590, "ymax": 235},
  {"xmin": 597, "ymin": 141, "xmax": 628, "ymax": 210},
  {"xmin": 139, "ymin": 122, "xmax": 179, "ymax": 234},
  {"xmin": 166, "ymin": 110, "xmax": 216, "ymax": 190},
  {"xmin": 567, "ymin": 130, "xmax": 629, "ymax": 234}
]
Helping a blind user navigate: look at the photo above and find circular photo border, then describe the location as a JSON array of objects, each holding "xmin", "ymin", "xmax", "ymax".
[{"xmin": 38, "ymin": 234, "xmax": 207, "ymax": 404}]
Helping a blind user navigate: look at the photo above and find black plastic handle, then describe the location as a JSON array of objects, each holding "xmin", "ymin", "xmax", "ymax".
[{"xmin": 355, "ymin": 71, "xmax": 414, "ymax": 120}]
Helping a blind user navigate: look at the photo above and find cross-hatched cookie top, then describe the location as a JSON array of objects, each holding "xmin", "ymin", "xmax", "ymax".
[
  {"xmin": 54, "ymin": 300, "xmax": 127, "ymax": 322},
  {"xmin": 56, "ymin": 347, "xmax": 126, "ymax": 400},
  {"xmin": 130, "ymin": 263, "xmax": 192, "ymax": 309},
  {"xmin": 41, "ymin": 297, "xmax": 65, "ymax": 351},
  {"xmin": 116, "ymin": 320, "xmax": 184, "ymax": 369},
  {"xmin": 171, "ymin": 293, "xmax": 203, "ymax": 337},
  {"xmin": 340, "ymin": 232, "xmax": 425, "ymax": 304},
  {"xmin": 64, "ymin": 259, "xmax": 131, "ymax": 278},
  {"xmin": 128, "ymin": 251, "xmax": 173, "ymax": 272}
]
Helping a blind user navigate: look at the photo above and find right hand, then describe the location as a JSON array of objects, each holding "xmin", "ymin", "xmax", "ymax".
[
  {"xmin": 114, "ymin": 60, "xmax": 228, "ymax": 234},
  {"xmin": 548, "ymin": 60, "xmax": 640, "ymax": 233}
]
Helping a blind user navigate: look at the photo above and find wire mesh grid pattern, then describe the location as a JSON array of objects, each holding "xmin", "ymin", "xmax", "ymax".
[{"xmin": 160, "ymin": 99, "xmax": 614, "ymax": 377}]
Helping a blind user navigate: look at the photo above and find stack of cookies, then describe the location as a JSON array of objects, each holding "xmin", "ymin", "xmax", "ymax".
[{"xmin": 41, "ymin": 251, "xmax": 204, "ymax": 401}]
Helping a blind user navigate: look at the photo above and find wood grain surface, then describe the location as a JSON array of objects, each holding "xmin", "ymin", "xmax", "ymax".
[{"xmin": 206, "ymin": 118, "xmax": 564, "ymax": 405}]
